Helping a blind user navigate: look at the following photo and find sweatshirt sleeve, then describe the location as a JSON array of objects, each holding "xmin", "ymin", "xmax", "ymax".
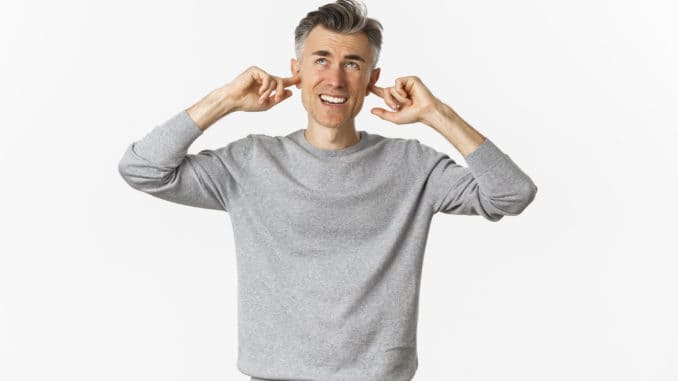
[
  {"xmin": 118, "ymin": 110, "xmax": 251, "ymax": 212},
  {"xmin": 418, "ymin": 138, "xmax": 538, "ymax": 221}
]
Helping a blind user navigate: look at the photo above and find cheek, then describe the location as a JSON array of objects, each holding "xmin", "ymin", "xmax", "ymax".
[
  {"xmin": 300, "ymin": 88, "xmax": 316, "ymax": 110},
  {"xmin": 300, "ymin": 76, "xmax": 314, "ymax": 93}
]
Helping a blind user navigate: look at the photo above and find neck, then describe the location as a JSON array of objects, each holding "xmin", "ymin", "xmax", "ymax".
[{"xmin": 304, "ymin": 120, "xmax": 361, "ymax": 150}]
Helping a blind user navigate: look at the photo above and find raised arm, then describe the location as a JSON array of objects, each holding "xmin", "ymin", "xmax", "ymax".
[
  {"xmin": 187, "ymin": 65, "xmax": 301, "ymax": 131},
  {"xmin": 118, "ymin": 66, "xmax": 300, "ymax": 211},
  {"xmin": 369, "ymin": 75, "xmax": 537, "ymax": 221}
]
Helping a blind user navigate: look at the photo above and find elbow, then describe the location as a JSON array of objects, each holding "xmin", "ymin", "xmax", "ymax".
[
  {"xmin": 118, "ymin": 154, "xmax": 142, "ymax": 190},
  {"xmin": 509, "ymin": 181, "xmax": 538, "ymax": 215},
  {"xmin": 117, "ymin": 149, "xmax": 169, "ymax": 191},
  {"xmin": 118, "ymin": 154, "xmax": 129, "ymax": 180},
  {"xmin": 484, "ymin": 181, "xmax": 538, "ymax": 222},
  {"xmin": 515, "ymin": 181, "xmax": 538, "ymax": 214}
]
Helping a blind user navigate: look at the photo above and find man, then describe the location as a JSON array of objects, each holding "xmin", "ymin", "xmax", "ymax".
[{"xmin": 118, "ymin": 1, "xmax": 537, "ymax": 380}]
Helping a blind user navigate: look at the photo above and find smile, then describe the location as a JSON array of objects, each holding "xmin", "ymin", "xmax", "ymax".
[{"xmin": 319, "ymin": 94, "xmax": 348, "ymax": 105}]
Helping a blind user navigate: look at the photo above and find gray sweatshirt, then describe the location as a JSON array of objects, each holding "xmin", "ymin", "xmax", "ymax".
[{"xmin": 118, "ymin": 110, "xmax": 537, "ymax": 381}]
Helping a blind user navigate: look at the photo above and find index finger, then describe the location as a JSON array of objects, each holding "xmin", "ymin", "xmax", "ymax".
[
  {"xmin": 369, "ymin": 83, "xmax": 385, "ymax": 98},
  {"xmin": 281, "ymin": 73, "xmax": 301, "ymax": 87}
]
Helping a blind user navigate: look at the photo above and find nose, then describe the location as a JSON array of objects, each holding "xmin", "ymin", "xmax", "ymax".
[{"xmin": 324, "ymin": 64, "xmax": 346, "ymax": 88}]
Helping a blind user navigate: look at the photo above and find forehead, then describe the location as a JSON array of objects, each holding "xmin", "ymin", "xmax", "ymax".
[{"xmin": 303, "ymin": 25, "xmax": 371, "ymax": 57}]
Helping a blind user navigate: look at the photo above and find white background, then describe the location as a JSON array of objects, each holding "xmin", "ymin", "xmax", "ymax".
[{"xmin": 1, "ymin": 0, "xmax": 676, "ymax": 380}]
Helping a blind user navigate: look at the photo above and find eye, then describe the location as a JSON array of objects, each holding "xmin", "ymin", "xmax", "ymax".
[
  {"xmin": 346, "ymin": 61, "xmax": 360, "ymax": 69},
  {"xmin": 315, "ymin": 58, "xmax": 327, "ymax": 64}
]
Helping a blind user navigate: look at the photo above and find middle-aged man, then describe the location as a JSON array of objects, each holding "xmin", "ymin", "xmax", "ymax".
[{"xmin": 118, "ymin": 1, "xmax": 538, "ymax": 380}]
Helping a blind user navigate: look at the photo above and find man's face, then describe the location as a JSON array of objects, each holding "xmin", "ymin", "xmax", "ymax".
[{"xmin": 291, "ymin": 24, "xmax": 381, "ymax": 131}]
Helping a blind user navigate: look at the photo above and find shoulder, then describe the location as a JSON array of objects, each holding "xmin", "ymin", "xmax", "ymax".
[
  {"xmin": 365, "ymin": 132, "xmax": 449, "ymax": 176},
  {"xmin": 246, "ymin": 132, "xmax": 277, "ymax": 145},
  {"xmin": 374, "ymin": 133, "xmax": 451, "ymax": 159},
  {"xmin": 365, "ymin": 131, "xmax": 420, "ymax": 154},
  {"xmin": 397, "ymin": 137, "xmax": 458, "ymax": 176},
  {"xmin": 209, "ymin": 134, "xmax": 254, "ymax": 162},
  {"xmin": 244, "ymin": 132, "xmax": 288, "ymax": 156}
]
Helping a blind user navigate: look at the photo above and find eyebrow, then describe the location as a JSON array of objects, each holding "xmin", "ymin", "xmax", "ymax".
[{"xmin": 311, "ymin": 50, "xmax": 366, "ymax": 63}]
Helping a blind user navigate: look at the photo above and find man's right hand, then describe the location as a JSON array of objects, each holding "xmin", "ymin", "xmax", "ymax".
[
  {"xmin": 186, "ymin": 66, "xmax": 301, "ymax": 131},
  {"xmin": 225, "ymin": 66, "xmax": 300, "ymax": 112}
]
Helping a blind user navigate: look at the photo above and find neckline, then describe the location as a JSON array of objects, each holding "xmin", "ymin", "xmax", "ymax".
[{"xmin": 295, "ymin": 129, "xmax": 368, "ymax": 157}]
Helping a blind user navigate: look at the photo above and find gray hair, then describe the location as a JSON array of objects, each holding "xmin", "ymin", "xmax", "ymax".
[{"xmin": 294, "ymin": 0, "xmax": 384, "ymax": 70}]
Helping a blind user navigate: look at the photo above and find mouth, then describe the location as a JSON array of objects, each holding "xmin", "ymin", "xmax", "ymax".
[{"xmin": 319, "ymin": 94, "xmax": 348, "ymax": 106}]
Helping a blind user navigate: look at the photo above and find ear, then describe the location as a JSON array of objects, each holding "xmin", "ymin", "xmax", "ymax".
[
  {"xmin": 290, "ymin": 58, "xmax": 301, "ymax": 89},
  {"xmin": 366, "ymin": 67, "xmax": 380, "ymax": 96}
]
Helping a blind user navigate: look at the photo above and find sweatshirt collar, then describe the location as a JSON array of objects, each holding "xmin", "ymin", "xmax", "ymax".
[{"xmin": 292, "ymin": 129, "xmax": 369, "ymax": 157}]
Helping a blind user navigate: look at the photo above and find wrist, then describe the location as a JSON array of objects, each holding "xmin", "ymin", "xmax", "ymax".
[
  {"xmin": 186, "ymin": 87, "xmax": 237, "ymax": 131},
  {"xmin": 421, "ymin": 100, "xmax": 460, "ymax": 131}
]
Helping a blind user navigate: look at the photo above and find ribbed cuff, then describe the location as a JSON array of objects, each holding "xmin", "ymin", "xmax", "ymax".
[
  {"xmin": 463, "ymin": 138, "xmax": 506, "ymax": 175},
  {"xmin": 174, "ymin": 109, "xmax": 204, "ymax": 139},
  {"xmin": 132, "ymin": 110, "xmax": 205, "ymax": 167}
]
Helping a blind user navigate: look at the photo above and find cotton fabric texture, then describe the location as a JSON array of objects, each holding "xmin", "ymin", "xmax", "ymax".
[{"xmin": 118, "ymin": 110, "xmax": 537, "ymax": 381}]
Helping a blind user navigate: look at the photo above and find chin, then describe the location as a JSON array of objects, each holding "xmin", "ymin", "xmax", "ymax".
[{"xmin": 319, "ymin": 121, "xmax": 345, "ymax": 129}]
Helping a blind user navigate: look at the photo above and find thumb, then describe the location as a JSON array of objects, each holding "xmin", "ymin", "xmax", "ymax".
[
  {"xmin": 371, "ymin": 107, "xmax": 395, "ymax": 122},
  {"xmin": 272, "ymin": 89, "xmax": 293, "ymax": 106}
]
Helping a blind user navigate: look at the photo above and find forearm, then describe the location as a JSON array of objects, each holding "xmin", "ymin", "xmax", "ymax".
[
  {"xmin": 118, "ymin": 109, "xmax": 231, "ymax": 211},
  {"xmin": 420, "ymin": 101, "xmax": 538, "ymax": 217},
  {"xmin": 185, "ymin": 86, "xmax": 238, "ymax": 131},
  {"xmin": 118, "ymin": 110, "xmax": 203, "ymax": 189},
  {"xmin": 422, "ymin": 101, "xmax": 486, "ymax": 158}
]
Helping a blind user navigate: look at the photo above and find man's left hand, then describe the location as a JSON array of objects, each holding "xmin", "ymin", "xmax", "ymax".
[{"xmin": 368, "ymin": 76, "xmax": 441, "ymax": 126}]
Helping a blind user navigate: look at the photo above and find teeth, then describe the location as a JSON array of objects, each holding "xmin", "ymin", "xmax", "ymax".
[{"xmin": 320, "ymin": 94, "xmax": 347, "ymax": 104}]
